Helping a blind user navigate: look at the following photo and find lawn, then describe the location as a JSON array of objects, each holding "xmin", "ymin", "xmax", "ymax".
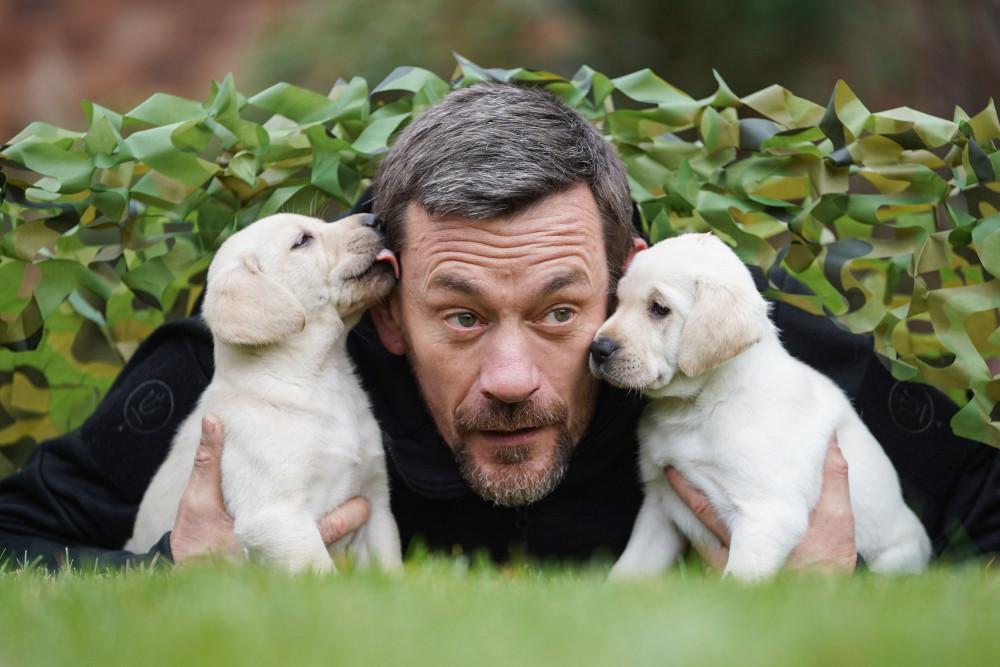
[{"xmin": 1, "ymin": 555, "xmax": 997, "ymax": 666}]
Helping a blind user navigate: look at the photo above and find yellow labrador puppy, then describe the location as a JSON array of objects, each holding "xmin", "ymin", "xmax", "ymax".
[
  {"xmin": 591, "ymin": 233, "xmax": 930, "ymax": 581},
  {"xmin": 125, "ymin": 213, "xmax": 403, "ymax": 573}
]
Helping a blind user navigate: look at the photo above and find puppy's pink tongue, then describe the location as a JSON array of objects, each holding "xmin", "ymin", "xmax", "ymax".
[{"xmin": 376, "ymin": 248, "xmax": 400, "ymax": 279}]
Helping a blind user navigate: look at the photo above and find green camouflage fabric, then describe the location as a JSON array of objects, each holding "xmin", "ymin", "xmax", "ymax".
[{"xmin": 2, "ymin": 57, "xmax": 999, "ymax": 475}]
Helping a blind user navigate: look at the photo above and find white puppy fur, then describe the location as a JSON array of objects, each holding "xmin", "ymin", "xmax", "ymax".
[
  {"xmin": 124, "ymin": 213, "xmax": 403, "ymax": 573},
  {"xmin": 591, "ymin": 233, "xmax": 930, "ymax": 581}
]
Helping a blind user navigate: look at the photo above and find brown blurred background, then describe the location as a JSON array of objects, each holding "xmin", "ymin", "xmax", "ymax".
[{"xmin": 2, "ymin": 0, "xmax": 998, "ymax": 143}]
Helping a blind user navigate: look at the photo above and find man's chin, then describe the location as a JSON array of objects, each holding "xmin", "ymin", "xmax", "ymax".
[
  {"xmin": 462, "ymin": 457, "xmax": 565, "ymax": 507},
  {"xmin": 452, "ymin": 428, "xmax": 574, "ymax": 507}
]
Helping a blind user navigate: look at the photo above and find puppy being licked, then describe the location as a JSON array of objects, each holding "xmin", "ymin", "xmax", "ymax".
[
  {"xmin": 591, "ymin": 233, "xmax": 930, "ymax": 581},
  {"xmin": 124, "ymin": 213, "xmax": 403, "ymax": 573}
]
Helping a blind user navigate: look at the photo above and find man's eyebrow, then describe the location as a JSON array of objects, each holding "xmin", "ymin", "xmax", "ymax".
[
  {"xmin": 429, "ymin": 273, "xmax": 482, "ymax": 296},
  {"xmin": 539, "ymin": 270, "xmax": 589, "ymax": 296}
]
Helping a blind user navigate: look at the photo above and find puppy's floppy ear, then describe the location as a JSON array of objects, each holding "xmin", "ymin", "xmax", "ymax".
[
  {"xmin": 202, "ymin": 254, "xmax": 306, "ymax": 346},
  {"xmin": 677, "ymin": 278, "xmax": 767, "ymax": 377}
]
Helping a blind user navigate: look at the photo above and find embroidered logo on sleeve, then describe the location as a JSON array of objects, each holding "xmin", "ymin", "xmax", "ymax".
[
  {"xmin": 888, "ymin": 381, "xmax": 935, "ymax": 434},
  {"xmin": 123, "ymin": 379, "xmax": 175, "ymax": 433}
]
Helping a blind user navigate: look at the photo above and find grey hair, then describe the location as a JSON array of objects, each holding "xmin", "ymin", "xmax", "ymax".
[{"xmin": 371, "ymin": 83, "xmax": 637, "ymax": 279}]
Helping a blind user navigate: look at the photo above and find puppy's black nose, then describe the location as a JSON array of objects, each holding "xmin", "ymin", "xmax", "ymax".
[
  {"xmin": 360, "ymin": 214, "xmax": 383, "ymax": 233},
  {"xmin": 589, "ymin": 337, "xmax": 618, "ymax": 366}
]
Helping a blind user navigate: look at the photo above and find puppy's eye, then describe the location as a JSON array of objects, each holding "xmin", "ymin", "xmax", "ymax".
[
  {"xmin": 292, "ymin": 233, "xmax": 313, "ymax": 250},
  {"xmin": 651, "ymin": 301, "xmax": 671, "ymax": 318}
]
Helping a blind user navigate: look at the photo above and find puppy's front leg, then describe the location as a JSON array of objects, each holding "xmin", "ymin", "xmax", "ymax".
[
  {"xmin": 723, "ymin": 506, "xmax": 808, "ymax": 582},
  {"xmin": 610, "ymin": 478, "xmax": 686, "ymax": 579},
  {"xmin": 236, "ymin": 506, "xmax": 333, "ymax": 574},
  {"xmin": 348, "ymin": 498, "xmax": 403, "ymax": 570}
]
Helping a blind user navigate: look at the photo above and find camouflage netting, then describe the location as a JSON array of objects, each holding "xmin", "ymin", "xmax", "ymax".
[{"xmin": 1, "ymin": 56, "xmax": 999, "ymax": 475}]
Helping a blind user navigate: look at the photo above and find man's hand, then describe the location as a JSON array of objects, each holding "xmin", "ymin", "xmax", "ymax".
[
  {"xmin": 168, "ymin": 415, "xmax": 372, "ymax": 565},
  {"xmin": 784, "ymin": 442, "xmax": 858, "ymax": 573},
  {"xmin": 168, "ymin": 415, "xmax": 241, "ymax": 563},
  {"xmin": 666, "ymin": 438, "xmax": 857, "ymax": 575}
]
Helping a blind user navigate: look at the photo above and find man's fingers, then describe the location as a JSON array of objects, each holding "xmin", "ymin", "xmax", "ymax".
[
  {"xmin": 190, "ymin": 415, "xmax": 225, "ymax": 500},
  {"xmin": 170, "ymin": 414, "xmax": 241, "ymax": 563},
  {"xmin": 812, "ymin": 441, "xmax": 854, "ymax": 530},
  {"xmin": 666, "ymin": 466, "xmax": 730, "ymax": 545},
  {"xmin": 822, "ymin": 438, "xmax": 850, "ymax": 491},
  {"xmin": 785, "ymin": 439, "xmax": 857, "ymax": 573},
  {"xmin": 318, "ymin": 497, "xmax": 371, "ymax": 546},
  {"xmin": 666, "ymin": 467, "xmax": 732, "ymax": 572}
]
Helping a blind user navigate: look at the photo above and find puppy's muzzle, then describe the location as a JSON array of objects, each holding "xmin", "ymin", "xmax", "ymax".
[
  {"xmin": 589, "ymin": 337, "xmax": 619, "ymax": 372},
  {"xmin": 359, "ymin": 213, "xmax": 383, "ymax": 234},
  {"xmin": 351, "ymin": 214, "xmax": 400, "ymax": 279}
]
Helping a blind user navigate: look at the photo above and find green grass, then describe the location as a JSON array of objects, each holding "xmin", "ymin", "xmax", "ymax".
[{"xmin": 1, "ymin": 557, "xmax": 997, "ymax": 667}]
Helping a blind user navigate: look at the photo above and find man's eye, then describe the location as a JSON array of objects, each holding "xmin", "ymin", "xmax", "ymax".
[
  {"xmin": 446, "ymin": 313, "xmax": 479, "ymax": 328},
  {"xmin": 543, "ymin": 308, "xmax": 574, "ymax": 324}
]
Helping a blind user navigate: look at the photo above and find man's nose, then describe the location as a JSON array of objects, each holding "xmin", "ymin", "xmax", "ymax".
[{"xmin": 478, "ymin": 326, "xmax": 542, "ymax": 404}]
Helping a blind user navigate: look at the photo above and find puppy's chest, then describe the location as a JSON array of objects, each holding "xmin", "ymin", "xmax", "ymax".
[
  {"xmin": 637, "ymin": 401, "xmax": 723, "ymax": 467},
  {"xmin": 635, "ymin": 402, "xmax": 746, "ymax": 499},
  {"xmin": 299, "ymin": 392, "xmax": 378, "ymax": 507},
  {"xmin": 228, "ymin": 370, "xmax": 377, "ymax": 462},
  {"xmin": 639, "ymin": 412, "xmax": 723, "ymax": 468},
  {"xmin": 309, "ymin": 385, "xmax": 378, "ymax": 451}
]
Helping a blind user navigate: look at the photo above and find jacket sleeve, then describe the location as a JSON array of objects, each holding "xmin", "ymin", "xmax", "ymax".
[{"xmin": 0, "ymin": 318, "xmax": 213, "ymax": 571}]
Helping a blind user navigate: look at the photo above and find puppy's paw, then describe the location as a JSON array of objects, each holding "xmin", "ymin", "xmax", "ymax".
[
  {"xmin": 721, "ymin": 564, "xmax": 769, "ymax": 583},
  {"xmin": 863, "ymin": 538, "xmax": 930, "ymax": 576},
  {"xmin": 722, "ymin": 549, "xmax": 782, "ymax": 583},
  {"xmin": 608, "ymin": 561, "xmax": 664, "ymax": 580},
  {"xmin": 609, "ymin": 545, "xmax": 678, "ymax": 580}
]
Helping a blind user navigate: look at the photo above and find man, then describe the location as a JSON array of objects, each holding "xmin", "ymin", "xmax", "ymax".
[{"xmin": 1, "ymin": 84, "xmax": 996, "ymax": 571}]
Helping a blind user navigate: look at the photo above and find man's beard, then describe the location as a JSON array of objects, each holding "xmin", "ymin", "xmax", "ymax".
[{"xmin": 451, "ymin": 399, "xmax": 576, "ymax": 507}]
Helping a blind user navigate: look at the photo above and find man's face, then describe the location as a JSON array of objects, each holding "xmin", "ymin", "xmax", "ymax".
[{"xmin": 373, "ymin": 184, "xmax": 611, "ymax": 506}]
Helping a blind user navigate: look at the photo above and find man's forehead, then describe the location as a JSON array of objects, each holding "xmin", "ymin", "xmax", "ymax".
[
  {"xmin": 403, "ymin": 225, "xmax": 606, "ymax": 288},
  {"xmin": 395, "ymin": 185, "xmax": 608, "ymax": 291}
]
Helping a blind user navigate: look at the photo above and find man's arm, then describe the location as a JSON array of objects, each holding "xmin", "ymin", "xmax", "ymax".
[
  {"xmin": 0, "ymin": 318, "xmax": 215, "ymax": 570},
  {"xmin": 667, "ymin": 441, "xmax": 858, "ymax": 574}
]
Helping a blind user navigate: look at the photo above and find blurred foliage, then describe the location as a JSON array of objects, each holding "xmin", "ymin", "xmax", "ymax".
[
  {"xmin": 1, "ymin": 57, "xmax": 999, "ymax": 477},
  {"xmin": 253, "ymin": 0, "xmax": 844, "ymax": 101},
  {"xmin": 250, "ymin": 0, "xmax": 999, "ymax": 119}
]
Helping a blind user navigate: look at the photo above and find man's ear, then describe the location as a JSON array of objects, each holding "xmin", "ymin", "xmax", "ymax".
[
  {"xmin": 622, "ymin": 236, "xmax": 649, "ymax": 273},
  {"xmin": 370, "ymin": 297, "xmax": 406, "ymax": 355}
]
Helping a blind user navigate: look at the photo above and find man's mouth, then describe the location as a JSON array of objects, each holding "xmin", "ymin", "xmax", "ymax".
[
  {"xmin": 453, "ymin": 398, "xmax": 569, "ymax": 452},
  {"xmin": 477, "ymin": 426, "xmax": 546, "ymax": 447}
]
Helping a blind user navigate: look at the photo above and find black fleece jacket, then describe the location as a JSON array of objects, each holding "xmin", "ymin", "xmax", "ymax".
[{"xmin": 2, "ymin": 276, "xmax": 999, "ymax": 571}]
